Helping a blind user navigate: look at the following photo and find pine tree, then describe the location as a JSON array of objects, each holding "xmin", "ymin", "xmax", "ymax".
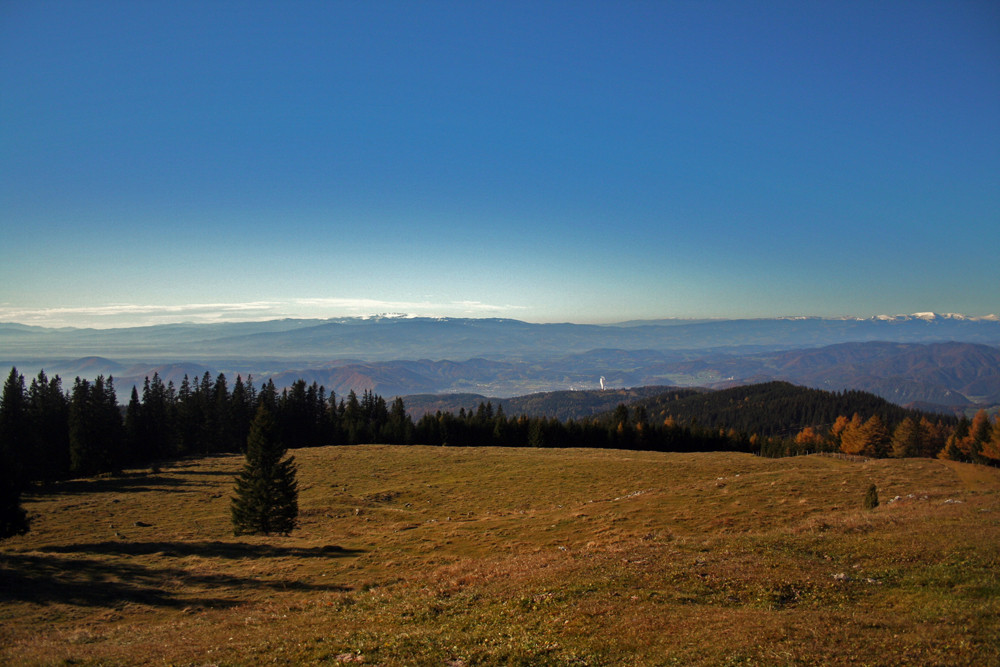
[
  {"xmin": 0, "ymin": 368, "xmax": 28, "ymax": 477},
  {"xmin": 68, "ymin": 376, "xmax": 124, "ymax": 476},
  {"xmin": 229, "ymin": 375, "xmax": 254, "ymax": 452},
  {"xmin": 0, "ymin": 368, "xmax": 30, "ymax": 538},
  {"xmin": 27, "ymin": 371, "xmax": 70, "ymax": 480},
  {"xmin": 0, "ymin": 453, "xmax": 29, "ymax": 539},
  {"xmin": 124, "ymin": 386, "xmax": 144, "ymax": 464},
  {"xmin": 231, "ymin": 405, "xmax": 298, "ymax": 536}
]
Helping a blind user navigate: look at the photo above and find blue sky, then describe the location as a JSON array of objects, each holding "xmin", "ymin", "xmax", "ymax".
[{"xmin": 1, "ymin": 0, "xmax": 998, "ymax": 327}]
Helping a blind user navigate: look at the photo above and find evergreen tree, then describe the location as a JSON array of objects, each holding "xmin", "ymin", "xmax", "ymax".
[
  {"xmin": 0, "ymin": 368, "xmax": 30, "ymax": 538},
  {"xmin": 212, "ymin": 373, "xmax": 231, "ymax": 452},
  {"xmin": 385, "ymin": 396, "xmax": 413, "ymax": 444},
  {"xmin": 0, "ymin": 368, "xmax": 29, "ymax": 480},
  {"xmin": 27, "ymin": 371, "xmax": 70, "ymax": 480},
  {"xmin": 231, "ymin": 405, "xmax": 298, "ymax": 536},
  {"xmin": 124, "ymin": 386, "xmax": 144, "ymax": 464},
  {"xmin": 343, "ymin": 390, "xmax": 362, "ymax": 443},
  {"xmin": 229, "ymin": 375, "xmax": 254, "ymax": 452},
  {"xmin": 175, "ymin": 375, "xmax": 200, "ymax": 455},
  {"xmin": 68, "ymin": 376, "xmax": 124, "ymax": 476},
  {"xmin": 144, "ymin": 373, "xmax": 177, "ymax": 459},
  {"xmin": 0, "ymin": 450, "xmax": 29, "ymax": 539}
]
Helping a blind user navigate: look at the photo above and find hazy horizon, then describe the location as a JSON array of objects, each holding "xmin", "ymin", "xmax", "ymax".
[
  {"xmin": 2, "ymin": 2, "xmax": 997, "ymax": 329},
  {"xmin": 2, "ymin": 304, "xmax": 999, "ymax": 331}
]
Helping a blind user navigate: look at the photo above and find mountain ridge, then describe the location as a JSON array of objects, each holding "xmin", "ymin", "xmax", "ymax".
[
  {"xmin": 3, "ymin": 313, "xmax": 999, "ymax": 362},
  {"xmin": 5, "ymin": 340, "xmax": 999, "ymax": 413}
]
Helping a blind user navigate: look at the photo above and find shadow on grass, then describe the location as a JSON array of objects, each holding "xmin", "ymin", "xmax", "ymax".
[
  {"xmin": 37, "ymin": 540, "xmax": 361, "ymax": 560},
  {"xmin": 167, "ymin": 469, "xmax": 239, "ymax": 477},
  {"xmin": 0, "ymin": 542, "xmax": 360, "ymax": 609},
  {"xmin": 30, "ymin": 473, "xmax": 223, "ymax": 496}
]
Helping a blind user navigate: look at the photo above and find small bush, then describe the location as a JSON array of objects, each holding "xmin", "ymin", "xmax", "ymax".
[{"xmin": 863, "ymin": 484, "xmax": 879, "ymax": 510}]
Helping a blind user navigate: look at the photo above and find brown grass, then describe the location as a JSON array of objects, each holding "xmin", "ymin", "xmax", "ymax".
[{"xmin": 2, "ymin": 446, "xmax": 998, "ymax": 665}]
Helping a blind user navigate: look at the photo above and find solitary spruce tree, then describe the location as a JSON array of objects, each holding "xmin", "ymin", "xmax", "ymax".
[{"xmin": 231, "ymin": 405, "xmax": 298, "ymax": 536}]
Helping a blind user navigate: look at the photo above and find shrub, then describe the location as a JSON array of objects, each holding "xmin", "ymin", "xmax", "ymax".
[{"xmin": 863, "ymin": 484, "xmax": 879, "ymax": 510}]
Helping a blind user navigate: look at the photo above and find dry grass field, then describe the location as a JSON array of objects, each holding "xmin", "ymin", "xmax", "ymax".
[{"xmin": 2, "ymin": 445, "xmax": 998, "ymax": 665}]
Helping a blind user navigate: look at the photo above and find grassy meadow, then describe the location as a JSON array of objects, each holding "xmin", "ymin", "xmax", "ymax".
[{"xmin": 2, "ymin": 445, "xmax": 999, "ymax": 665}]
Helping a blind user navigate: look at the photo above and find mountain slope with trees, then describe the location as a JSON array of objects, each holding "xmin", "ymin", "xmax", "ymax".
[{"xmin": 627, "ymin": 381, "xmax": 942, "ymax": 438}]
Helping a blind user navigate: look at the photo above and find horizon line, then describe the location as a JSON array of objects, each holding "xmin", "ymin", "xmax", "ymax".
[{"xmin": 2, "ymin": 309, "xmax": 999, "ymax": 331}]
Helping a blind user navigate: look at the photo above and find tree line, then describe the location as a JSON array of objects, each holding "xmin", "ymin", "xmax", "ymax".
[
  {"xmin": 787, "ymin": 409, "xmax": 1000, "ymax": 464},
  {"xmin": 0, "ymin": 367, "xmax": 754, "ymax": 487},
  {"xmin": 3, "ymin": 366, "xmax": 998, "ymax": 538}
]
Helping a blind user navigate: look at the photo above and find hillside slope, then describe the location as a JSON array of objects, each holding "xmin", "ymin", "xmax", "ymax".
[
  {"xmin": 625, "ymin": 381, "xmax": 953, "ymax": 437},
  {"xmin": 2, "ymin": 446, "xmax": 997, "ymax": 665}
]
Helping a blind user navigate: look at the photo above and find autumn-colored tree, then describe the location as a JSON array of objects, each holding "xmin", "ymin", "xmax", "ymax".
[
  {"xmin": 919, "ymin": 417, "xmax": 947, "ymax": 458},
  {"xmin": 861, "ymin": 415, "xmax": 891, "ymax": 458},
  {"xmin": 839, "ymin": 414, "xmax": 866, "ymax": 455},
  {"xmin": 939, "ymin": 431, "xmax": 967, "ymax": 462},
  {"xmin": 830, "ymin": 415, "xmax": 851, "ymax": 448},
  {"xmin": 839, "ymin": 414, "xmax": 890, "ymax": 458},
  {"xmin": 965, "ymin": 409, "xmax": 992, "ymax": 462},
  {"xmin": 794, "ymin": 426, "xmax": 824, "ymax": 448},
  {"xmin": 891, "ymin": 417, "xmax": 923, "ymax": 458},
  {"xmin": 943, "ymin": 415, "xmax": 972, "ymax": 461},
  {"xmin": 982, "ymin": 415, "xmax": 1000, "ymax": 464}
]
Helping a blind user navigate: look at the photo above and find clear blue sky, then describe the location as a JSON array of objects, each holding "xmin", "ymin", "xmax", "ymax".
[{"xmin": 1, "ymin": 0, "xmax": 998, "ymax": 327}]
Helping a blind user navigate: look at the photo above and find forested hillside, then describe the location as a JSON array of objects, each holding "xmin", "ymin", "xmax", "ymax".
[
  {"xmin": 629, "ymin": 381, "xmax": 933, "ymax": 438},
  {"xmin": 402, "ymin": 386, "xmax": 702, "ymax": 421}
]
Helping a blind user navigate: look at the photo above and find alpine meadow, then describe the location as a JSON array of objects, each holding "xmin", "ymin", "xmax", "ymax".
[{"xmin": 2, "ymin": 2, "xmax": 999, "ymax": 665}]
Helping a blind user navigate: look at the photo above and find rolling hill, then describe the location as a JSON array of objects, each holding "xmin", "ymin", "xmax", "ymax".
[{"xmin": 2, "ymin": 446, "xmax": 997, "ymax": 665}]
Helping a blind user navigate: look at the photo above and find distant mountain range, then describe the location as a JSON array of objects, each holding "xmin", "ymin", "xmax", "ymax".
[
  {"xmin": 2, "ymin": 313, "xmax": 998, "ymax": 361},
  {"xmin": 2, "ymin": 314, "xmax": 999, "ymax": 411}
]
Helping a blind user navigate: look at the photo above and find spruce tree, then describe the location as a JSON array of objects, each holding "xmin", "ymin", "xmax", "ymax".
[
  {"xmin": 0, "ymin": 368, "xmax": 28, "ymax": 478},
  {"xmin": 0, "ymin": 368, "xmax": 30, "ymax": 538},
  {"xmin": 68, "ymin": 376, "xmax": 124, "ymax": 476},
  {"xmin": 231, "ymin": 405, "xmax": 298, "ymax": 536}
]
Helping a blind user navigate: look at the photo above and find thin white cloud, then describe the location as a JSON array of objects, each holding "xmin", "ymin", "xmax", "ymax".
[
  {"xmin": 0, "ymin": 302, "xmax": 284, "ymax": 328},
  {"xmin": 0, "ymin": 298, "xmax": 526, "ymax": 328}
]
